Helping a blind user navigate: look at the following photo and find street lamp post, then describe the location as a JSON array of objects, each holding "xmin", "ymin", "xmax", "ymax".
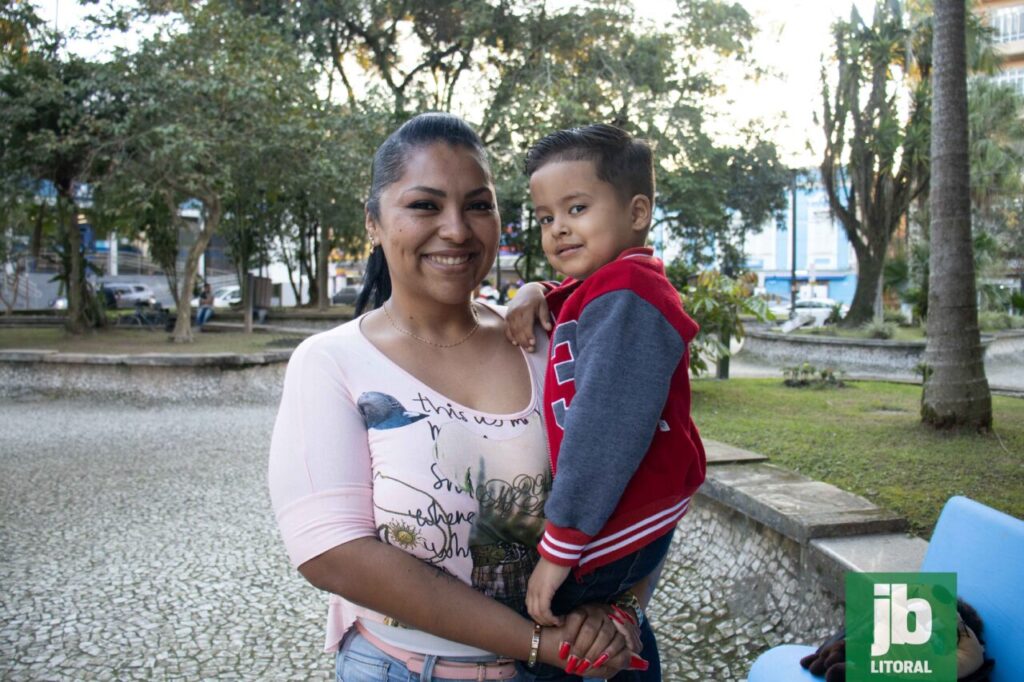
[{"xmin": 790, "ymin": 171, "xmax": 799, "ymax": 317}]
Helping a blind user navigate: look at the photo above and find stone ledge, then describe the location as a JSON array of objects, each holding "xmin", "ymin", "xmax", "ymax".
[
  {"xmin": 807, "ymin": 534, "xmax": 929, "ymax": 598},
  {"xmin": 0, "ymin": 349, "xmax": 292, "ymax": 367},
  {"xmin": 704, "ymin": 439, "xmax": 769, "ymax": 464},
  {"xmin": 748, "ymin": 329, "xmax": 929, "ymax": 350},
  {"xmin": 700, "ymin": 463, "xmax": 907, "ymax": 544}
]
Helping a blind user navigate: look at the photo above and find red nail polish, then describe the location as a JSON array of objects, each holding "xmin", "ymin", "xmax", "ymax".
[
  {"xmin": 611, "ymin": 604, "xmax": 636, "ymax": 625},
  {"xmin": 608, "ymin": 612, "xmax": 624, "ymax": 624},
  {"xmin": 576, "ymin": 661, "xmax": 591, "ymax": 675},
  {"xmin": 593, "ymin": 653, "xmax": 609, "ymax": 668},
  {"xmin": 629, "ymin": 654, "xmax": 649, "ymax": 671},
  {"xmin": 558, "ymin": 642, "xmax": 571, "ymax": 660},
  {"xmin": 565, "ymin": 655, "xmax": 579, "ymax": 674}
]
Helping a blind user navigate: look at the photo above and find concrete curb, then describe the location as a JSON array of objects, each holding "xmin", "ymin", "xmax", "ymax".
[{"xmin": 0, "ymin": 349, "xmax": 292, "ymax": 405}]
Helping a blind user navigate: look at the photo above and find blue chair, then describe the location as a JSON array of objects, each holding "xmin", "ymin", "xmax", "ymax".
[{"xmin": 748, "ymin": 496, "xmax": 1024, "ymax": 681}]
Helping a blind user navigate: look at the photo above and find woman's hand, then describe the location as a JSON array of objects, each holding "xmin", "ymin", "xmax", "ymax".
[
  {"xmin": 504, "ymin": 282, "xmax": 551, "ymax": 351},
  {"xmin": 545, "ymin": 603, "xmax": 647, "ymax": 678}
]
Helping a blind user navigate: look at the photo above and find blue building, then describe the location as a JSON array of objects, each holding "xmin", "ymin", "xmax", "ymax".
[
  {"xmin": 747, "ymin": 174, "xmax": 858, "ymax": 305},
  {"xmin": 653, "ymin": 171, "xmax": 859, "ymax": 305}
]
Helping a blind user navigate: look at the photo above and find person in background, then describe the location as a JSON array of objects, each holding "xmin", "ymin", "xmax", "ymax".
[{"xmin": 196, "ymin": 283, "xmax": 214, "ymax": 330}]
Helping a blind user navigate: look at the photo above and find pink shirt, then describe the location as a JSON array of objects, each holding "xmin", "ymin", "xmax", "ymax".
[{"xmin": 268, "ymin": 314, "xmax": 550, "ymax": 652}]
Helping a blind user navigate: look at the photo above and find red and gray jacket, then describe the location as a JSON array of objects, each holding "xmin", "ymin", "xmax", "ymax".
[{"xmin": 538, "ymin": 247, "xmax": 706, "ymax": 574}]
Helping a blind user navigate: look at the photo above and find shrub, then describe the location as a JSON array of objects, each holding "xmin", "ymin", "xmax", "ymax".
[
  {"xmin": 782, "ymin": 363, "xmax": 846, "ymax": 388},
  {"xmin": 679, "ymin": 268, "xmax": 771, "ymax": 376},
  {"xmin": 978, "ymin": 311, "xmax": 1024, "ymax": 331},
  {"xmin": 883, "ymin": 309, "xmax": 909, "ymax": 324},
  {"xmin": 825, "ymin": 303, "xmax": 845, "ymax": 325},
  {"xmin": 861, "ymin": 320, "xmax": 897, "ymax": 339}
]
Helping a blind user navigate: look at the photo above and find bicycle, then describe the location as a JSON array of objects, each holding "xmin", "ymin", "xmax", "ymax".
[{"xmin": 116, "ymin": 301, "xmax": 169, "ymax": 331}]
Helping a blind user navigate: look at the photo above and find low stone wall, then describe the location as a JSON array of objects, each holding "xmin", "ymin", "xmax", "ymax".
[
  {"xmin": 742, "ymin": 329, "xmax": 998, "ymax": 375},
  {"xmin": 0, "ymin": 350, "xmax": 290, "ymax": 404},
  {"xmin": 986, "ymin": 329, "xmax": 1024, "ymax": 360},
  {"xmin": 651, "ymin": 443, "xmax": 926, "ymax": 678}
]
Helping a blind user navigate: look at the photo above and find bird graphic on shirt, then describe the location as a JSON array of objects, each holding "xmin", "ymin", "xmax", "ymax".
[{"xmin": 357, "ymin": 392, "xmax": 429, "ymax": 430}]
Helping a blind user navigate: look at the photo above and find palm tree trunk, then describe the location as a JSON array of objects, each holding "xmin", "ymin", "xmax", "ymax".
[{"xmin": 922, "ymin": 0, "xmax": 991, "ymax": 430}]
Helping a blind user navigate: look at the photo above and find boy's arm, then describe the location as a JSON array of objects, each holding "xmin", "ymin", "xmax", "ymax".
[
  {"xmin": 539, "ymin": 290, "xmax": 685, "ymax": 566},
  {"xmin": 505, "ymin": 282, "xmax": 553, "ymax": 350}
]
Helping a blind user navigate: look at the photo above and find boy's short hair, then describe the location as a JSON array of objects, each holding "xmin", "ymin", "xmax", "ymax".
[{"xmin": 524, "ymin": 124, "xmax": 655, "ymax": 204}]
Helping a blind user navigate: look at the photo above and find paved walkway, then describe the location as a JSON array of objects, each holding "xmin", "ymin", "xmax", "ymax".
[
  {"xmin": 0, "ymin": 400, "xmax": 325, "ymax": 681},
  {"xmin": 1, "ymin": 398, "xmax": 803, "ymax": 681}
]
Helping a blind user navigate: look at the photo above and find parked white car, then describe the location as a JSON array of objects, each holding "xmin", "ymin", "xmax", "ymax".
[
  {"xmin": 770, "ymin": 298, "xmax": 849, "ymax": 327},
  {"xmin": 190, "ymin": 285, "xmax": 241, "ymax": 309},
  {"xmin": 100, "ymin": 282, "xmax": 157, "ymax": 309}
]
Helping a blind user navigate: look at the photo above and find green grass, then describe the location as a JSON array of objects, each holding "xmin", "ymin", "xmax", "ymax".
[
  {"xmin": 691, "ymin": 378, "xmax": 1024, "ymax": 537},
  {"xmin": 0, "ymin": 326, "xmax": 306, "ymax": 355}
]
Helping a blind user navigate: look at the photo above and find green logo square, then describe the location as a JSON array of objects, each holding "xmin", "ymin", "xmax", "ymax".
[{"xmin": 844, "ymin": 572, "xmax": 957, "ymax": 681}]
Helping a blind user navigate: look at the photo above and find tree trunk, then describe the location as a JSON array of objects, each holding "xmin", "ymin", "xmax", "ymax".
[
  {"xmin": 716, "ymin": 325, "xmax": 731, "ymax": 380},
  {"xmin": 304, "ymin": 223, "xmax": 319, "ymax": 307},
  {"xmin": 280, "ymin": 235, "xmax": 301, "ymax": 304},
  {"xmin": 60, "ymin": 192, "xmax": 88, "ymax": 335},
  {"xmin": 842, "ymin": 242, "xmax": 885, "ymax": 327},
  {"xmin": 243, "ymin": 272, "xmax": 253, "ymax": 334},
  {"xmin": 317, "ymin": 219, "xmax": 329, "ymax": 312},
  {"xmin": 29, "ymin": 202, "xmax": 45, "ymax": 270},
  {"xmin": 922, "ymin": 0, "xmax": 992, "ymax": 430},
  {"xmin": 172, "ymin": 197, "xmax": 221, "ymax": 343}
]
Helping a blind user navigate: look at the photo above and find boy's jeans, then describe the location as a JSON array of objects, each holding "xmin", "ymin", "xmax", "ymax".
[{"xmin": 528, "ymin": 529, "xmax": 675, "ymax": 681}]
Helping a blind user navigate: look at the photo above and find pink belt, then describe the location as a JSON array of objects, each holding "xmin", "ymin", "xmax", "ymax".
[{"xmin": 354, "ymin": 622, "xmax": 519, "ymax": 680}]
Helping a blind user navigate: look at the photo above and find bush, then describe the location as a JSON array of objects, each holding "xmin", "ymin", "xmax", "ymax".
[
  {"xmin": 678, "ymin": 268, "xmax": 771, "ymax": 376},
  {"xmin": 782, "ymin": 363, "xmax": 846, "ymax": 388},
  {"xmin": 861, "ymin": 320, "xmax": 897, "ymax": 339},
  {"xmin": 883, "ymin": 309, "xmax": 909, "ymax": 325},
  {"xmin": 978, "ymin": 311, "xmax": 1024, "ymax": 331}
]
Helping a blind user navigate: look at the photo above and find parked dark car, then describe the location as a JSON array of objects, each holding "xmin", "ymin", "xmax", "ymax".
[{"xmin": 332, "ymin": 283, "xmax": 362, "ymax": 306}]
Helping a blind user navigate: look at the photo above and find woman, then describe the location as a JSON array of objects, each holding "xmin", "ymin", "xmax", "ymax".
[{"xmin": 268, "ymin": 113, "xmax": 645, "ymax": 680}]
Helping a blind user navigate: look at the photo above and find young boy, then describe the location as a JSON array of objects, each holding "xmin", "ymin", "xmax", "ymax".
[{"xmin": 506, "ymin": 125, "xmax": 706, "ymax": 653}]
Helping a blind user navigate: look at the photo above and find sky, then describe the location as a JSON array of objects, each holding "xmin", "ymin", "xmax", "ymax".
[{"xmin": 34, "ymin": 0, "xmax": 878, "ymax": 167}]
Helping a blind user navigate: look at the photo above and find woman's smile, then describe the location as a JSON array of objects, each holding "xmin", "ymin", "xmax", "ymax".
[{"xmin": 422, "ymin": 251, "xmax": 477, "ymax": 269}]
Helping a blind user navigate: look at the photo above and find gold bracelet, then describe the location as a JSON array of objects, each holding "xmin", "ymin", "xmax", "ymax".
[{"xmin": 527, "ymin": 622, "xmax": 542, "ymax": 667}]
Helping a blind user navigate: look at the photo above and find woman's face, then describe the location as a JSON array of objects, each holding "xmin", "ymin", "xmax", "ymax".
[{"xmin": 368, "ymin": 143, "xmax": 500, "ymax": 307}]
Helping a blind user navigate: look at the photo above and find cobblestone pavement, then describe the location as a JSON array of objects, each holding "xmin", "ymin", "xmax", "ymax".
[{"xmin": 1, "ymin": 398, "xmax": 814, "ymax": 681}]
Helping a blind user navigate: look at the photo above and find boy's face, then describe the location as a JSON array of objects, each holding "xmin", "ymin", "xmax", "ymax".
[{"xmin": 530, "ymin": 159, "xmax": 649, "ymax": 280}]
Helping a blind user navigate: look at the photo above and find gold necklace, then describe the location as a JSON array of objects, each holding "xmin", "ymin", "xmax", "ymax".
[{"xmin": 382, "ymin": 301, "xmax": 481, "ymax": 348}]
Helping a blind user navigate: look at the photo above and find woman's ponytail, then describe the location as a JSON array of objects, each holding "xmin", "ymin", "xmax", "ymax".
[{"xmin": 355, "ymin": 245, "xmax": 391, "ymax": 315}]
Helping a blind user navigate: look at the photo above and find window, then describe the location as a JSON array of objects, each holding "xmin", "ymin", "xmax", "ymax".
[
  {"xmin": 992, "ymin": 67, "xmax": 1024, "ymax": 97},
  {"xmin": 991, "ymin": 7, "xmax": 1024, "ymax": 44}
]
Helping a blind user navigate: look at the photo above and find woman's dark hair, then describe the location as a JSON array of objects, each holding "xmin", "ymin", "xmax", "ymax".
[
  {"xmin": 523, "ymin": 124, "xmax": 654, "ymax": 204},
  {"xmin": 355, "ymin": 112, "xmax": 491, "ymax": 315}
]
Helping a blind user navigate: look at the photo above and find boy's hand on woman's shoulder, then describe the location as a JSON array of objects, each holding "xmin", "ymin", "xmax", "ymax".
[{"xmin": 504, "ymin": 282, "xmax": 551, "ymax": 352}]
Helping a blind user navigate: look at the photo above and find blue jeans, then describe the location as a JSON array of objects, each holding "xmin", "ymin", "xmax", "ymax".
[
  {"xmin": 528, "ymin": 529, "xmax": 675, "ymax": 682},
  {"xmin": 335, "ymin": 629, "xmax": 529, "ymax": 682},
  {"xmin": 196, "ymin": 306, "xmax": 213, "ymax": 328}
]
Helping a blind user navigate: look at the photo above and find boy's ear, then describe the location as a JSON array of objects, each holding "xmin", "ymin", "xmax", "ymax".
[{"xmin": 629, "ymin": 194, "xmax": 652, "ymax": 233}]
